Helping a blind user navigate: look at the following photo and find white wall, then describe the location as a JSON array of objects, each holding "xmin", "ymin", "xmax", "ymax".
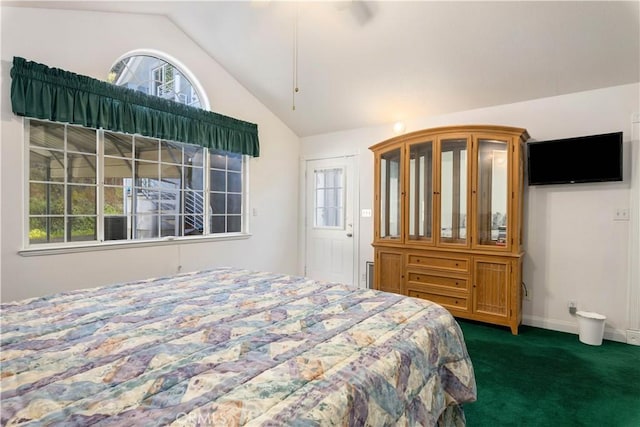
[
  {"xmin": 301, "ymin": 83, "xmax": 639, "ymax": 342},
  {"xmin": 0, "ymin": 7, "xmax": 300, "ymax": 302}
]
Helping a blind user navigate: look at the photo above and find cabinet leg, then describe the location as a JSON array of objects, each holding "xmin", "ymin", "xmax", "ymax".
[{"xmin": 510, "ymin": 324, "xmax": 519, "ymax": 335}]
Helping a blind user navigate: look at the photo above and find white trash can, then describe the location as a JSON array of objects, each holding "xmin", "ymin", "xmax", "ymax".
[{"xmin": 576, "ymin": 311, "xmax": 606, "ymax": 345}]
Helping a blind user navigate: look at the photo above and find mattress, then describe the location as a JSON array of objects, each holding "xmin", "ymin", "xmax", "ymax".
[{"xmin": 1, "ymin": 268, "xmax": 476, "ymax": 426}]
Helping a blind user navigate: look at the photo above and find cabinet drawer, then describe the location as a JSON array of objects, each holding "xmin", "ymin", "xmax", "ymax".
[
  {"xmin": 407, "ymin": 253, "xmax": 469, "ymax": 273},
  {"xmin": 408, "ymin": 290, "xmax": 469, "ymax": 311},
  {"xmin": 407, "ymin": 272, "xmax": 468, "ymax": 291}
]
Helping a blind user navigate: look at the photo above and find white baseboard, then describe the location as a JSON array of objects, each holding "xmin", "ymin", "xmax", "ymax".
[{"xmin": 522, "ymin": 314, "xmax": 628, "ymax": 344}]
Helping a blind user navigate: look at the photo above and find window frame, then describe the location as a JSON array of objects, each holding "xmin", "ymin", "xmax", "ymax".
[{"xmin": 22, "ymin": 119, "xmax": 251, "ymax": 254}]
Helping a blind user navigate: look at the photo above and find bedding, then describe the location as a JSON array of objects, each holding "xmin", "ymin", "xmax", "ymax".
[{"xmin": 1, "ymin": 268, "xmax": 476, "ymax": 426}]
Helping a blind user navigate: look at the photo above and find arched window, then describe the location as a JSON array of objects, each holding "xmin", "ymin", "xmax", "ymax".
[{"xmin": 107, "ymin": 51, "xmax": 209, "ymax": 109}]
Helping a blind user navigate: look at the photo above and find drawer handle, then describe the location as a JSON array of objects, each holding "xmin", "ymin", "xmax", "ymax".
[{"xmin": 455, "ymin": 263, "xmax": 459, "ymax": 267}]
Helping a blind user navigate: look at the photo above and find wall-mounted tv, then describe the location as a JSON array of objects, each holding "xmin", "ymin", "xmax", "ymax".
[{"xmin": 526, "ymin": 131, "xmax": 623, "ymax": 185}]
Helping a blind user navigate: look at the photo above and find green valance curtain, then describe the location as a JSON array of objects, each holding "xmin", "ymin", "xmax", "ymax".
[{"xmin": 10, "ymin": 56, "xmax": 259, "ymax": 157}]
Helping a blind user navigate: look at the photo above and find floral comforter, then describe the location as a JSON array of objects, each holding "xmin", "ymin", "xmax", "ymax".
[{"xmin": 1, "ymin": 268, "xmax": 476, "ymax": 426}]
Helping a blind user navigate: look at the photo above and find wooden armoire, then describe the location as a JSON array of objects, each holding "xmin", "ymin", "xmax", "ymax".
[{"xmin": 370, "ymin": 125, "xmax": 529, "ymax": 334}]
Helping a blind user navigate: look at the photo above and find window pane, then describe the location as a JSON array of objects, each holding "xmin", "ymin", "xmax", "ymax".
[
  {"xmin": 330, "ymin": 170, "xmax": 339, "ymax": 186},
  {"xmin": 227, "ymin": 216, "xmax": 241, "ymax": 233},
  {"xmin": 158, "ymin": 191, "xmax": 179, "ymax": 214},
  {"xmin": 67, "ymin": 126, "xmax": 96, "ymax": 154},
  {"xmin": 30, "ymin": 149, "xmax": 64, "ymax": 182},
  {"xmin": 184, "ymin": 145, "xmax": 204, "ymax": 167},
  {"xmin": 29, "ymin": 216, "xmax": 64, "ymax": 244},
  {"xmin": 227, "ymin": 194, "xmax": 242, "ymax": 214},
  {"xmin": 210, "ymin": 216, "xmax": 225, "ymax": 233},
  {"xmin": 136, "ymin": 161, "xmax": 159, "ymax": 180},
  {"xmin": 315, "ymin": 207, "xmax": 343, "ymax": 228},
  {"xmin": 134, "ymin": 214, "xmax": 158, "ymax": 239},
  {"xmin": 104, "ymin": 157, "xmax": 132, "ymax": 183},
  {"xmin": 104, "ymin": 187, "xmax": 125, "ymax": 214},
  {"xmin": 210, "ymin": 193, "xmax": 226, "ymax": 215},
  {"xmin": 210, "ymin": 170, "xmax": 226, "ymax": 192},
  {"xmin": 104, "ymin": 216, "xmax": 128, "ymax": 241},
  {"xmin": 135, "ymin": 137, "xmax": 159, "ymax": 161},
  {"xmin": 210, "ymin": 153, "xmax": 226, "ymax": 169},
  {"xmin": 134, "ymin": 188, "xmax": 158, "ymax": 214},
  {"xmin": 69, "ymin": 216, "xmax": 96, "ymax": 241},
  {"xmin": 30, "ymin": 183, "xmax": 64, "ymax": 215},
  {"xmin": 316, "ymin": 189, "xmax": 342, "ymax": 209},
  {"xmin": 69, "ymin": 185, "xmax": 96, "ymax": 215},
  {"xmin": 30, "ymin": 121, "xmax": 64, "ymax": 150},
  {"xmin": 185, "ymin": 166, "xmax": 204, "ymax": 191},
  {"xmin": 161, "ymin": 141, "xmax": 182, "ymax": 164},
  {"xmin": 228, "ymin": 171, "xmax": 242, "ymax": 193},
  {"xmin": 68, "ymin": 153, "xmax": 96, "ymax": 184},
  {"xmin": 160, "ymin": 215, "xmax": 178, "ymax": 237},
  {"xmin": 104, "ymin": 132, "xmax": 133, "ymax": 157},
  {"xmin": 29, "ymin": 217, "xmax": 48, "ymax": 244},
  {"xmin": 184, "ymin": 213, "xmax": 204, "ymax": 235},
  {"xmin": 227, "ymin": 154, "xmax": 242, "ymax": 171},
  {"xmin": 185, "ymin": 188, "xmax": 204, "ymax": 233},
  {"xmin": 185, "ymin": 191, "xmax": 205, "ymax": 214},
  {"xmin": 30, "ymin": 148, "xmax": 61, "ymax": 182},
  {"xmin": 161, "ymin": 164, "xmax": 182, "ymax": 182}
]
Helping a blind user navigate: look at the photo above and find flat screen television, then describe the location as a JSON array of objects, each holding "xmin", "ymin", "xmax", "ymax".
[{"xmin": 526, "ymin": 131, "xmax": 623, "ymax": 185}]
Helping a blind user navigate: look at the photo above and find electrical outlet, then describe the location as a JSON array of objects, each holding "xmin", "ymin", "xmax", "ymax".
[
  {"xmin": 614, "ymin": 208, "xmax": 629, "ymax": 221},
  {"xmin": 568, "ymin": 301, "xmax": 577, "ymax": 315},
  {"xmin": 523, "ymin": 288, "xmax": 532, "ymax": 301}
]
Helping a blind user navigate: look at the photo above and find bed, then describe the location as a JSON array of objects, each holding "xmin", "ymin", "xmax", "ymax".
[{"xmin": 1, "ymin": 268, "xmax": 476, "ymax": 426}]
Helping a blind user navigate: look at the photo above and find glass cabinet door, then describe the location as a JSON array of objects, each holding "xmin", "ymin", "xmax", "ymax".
[
  {"xmin": 476, "ymin": 138, "xmax": 509, "ymax": 247},
  {"xmin": 439, "ymin": 138, "xmax": 469, "ymax": 245},
  {"xmin": 408, "ymin": 141, "xmax": 433, "ymax": 242},
  {"xmin": 379, "ymin": 148, "xmax": 401, "ymax": 240}
]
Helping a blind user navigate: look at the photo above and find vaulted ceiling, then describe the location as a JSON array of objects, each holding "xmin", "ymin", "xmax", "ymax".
[{"xmin": 7, "ymin": 1, "xmax": 640, "ymax": 137}]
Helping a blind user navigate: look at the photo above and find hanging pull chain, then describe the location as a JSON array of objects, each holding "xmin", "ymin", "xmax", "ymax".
[{"xmin": 292, "ymin": 4, "xmax": 299, "ymax": 111}]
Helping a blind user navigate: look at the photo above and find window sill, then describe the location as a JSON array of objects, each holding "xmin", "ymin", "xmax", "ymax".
[{"xmin": 18, "ymin": 233, "xmax": 252, "ymax": 257}]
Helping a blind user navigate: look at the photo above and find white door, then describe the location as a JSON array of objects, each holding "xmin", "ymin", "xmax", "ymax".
[{"xmin": 305, "ymin": 157, "xmax": 355, "ymax": 285}]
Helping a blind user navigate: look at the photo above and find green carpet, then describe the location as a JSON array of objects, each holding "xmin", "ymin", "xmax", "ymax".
[{"xmin": 458, "ymin": 320, "xmax": 640, "ymax": 427}]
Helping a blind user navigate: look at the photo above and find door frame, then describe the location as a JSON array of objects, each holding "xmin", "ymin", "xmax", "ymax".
[{"xmin": 300, "ymin": 154, "xmax": 360, "ymax": 287}]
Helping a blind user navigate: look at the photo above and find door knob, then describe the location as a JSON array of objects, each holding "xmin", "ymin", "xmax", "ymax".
[{"xmin": 346, "ymin": 233, "xmax": 353, "ymax": 237}]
